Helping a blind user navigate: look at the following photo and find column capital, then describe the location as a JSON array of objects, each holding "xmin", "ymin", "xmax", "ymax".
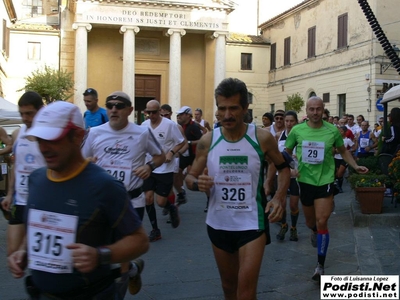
[
  {"xmin": 72, "ymin": 23, "xmax": 92, "ymax": 32},
  {"xmin": 119, "ymin": 26, "xmax": 140, "ymax": 34},
  {"xmin": 165, "ymin": 28, "xmax": 186, "ymax": 37},
  {"xmin": 209, "ymin": 31, "xmax": 229, "ymax": 39}
]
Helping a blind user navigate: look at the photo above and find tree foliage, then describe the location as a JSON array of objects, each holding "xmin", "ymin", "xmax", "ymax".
[
  {"xmin": 21, "ymin": 65, "xmax": 74, "ymax": 104},
  {"xmin": 285, "ymin": 93, "xmax": 305, "ymax": 113}
]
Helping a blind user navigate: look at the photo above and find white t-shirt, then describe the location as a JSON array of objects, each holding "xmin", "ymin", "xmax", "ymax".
[
  {"xmin": 334, "ymin": 137, "xmax": 354, "ymax": 159},
  {"xmin": 347, "ymin": 124, "xmax": 361, "ymax": 135},
  {"xmin": 81, "ymin": 122, "xmax": 162, "ymax": 192},
  {"xmin": 141, "ymin": 118, "xmax": 184, "ymax": 173},
  {"xmin": 14, "ymin": 125, "xmax": 46, "ymax": 205}
]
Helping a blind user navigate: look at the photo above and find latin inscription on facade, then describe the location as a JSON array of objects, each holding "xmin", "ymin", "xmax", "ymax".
[{"xmin": 78, "ymin": 6, "xmax": 227, "ymax": 31}]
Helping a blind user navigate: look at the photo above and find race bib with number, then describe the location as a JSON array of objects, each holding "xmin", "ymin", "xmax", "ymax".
[
  {"xmin": 214, "ymin": 173, "xmax": 252, "ymax": 211},
  {"xmin": 102, "ymin": 159, "xmax": 132, "ymax": 188},
  {"xmin": 27, "ymin": 209, "xmax": 78, "ymax": 274},
  {"xmin": 16, "ymin": 163, "xmax": 42, "ymax": 197},
  {"xmin": 302, "ymin": 141, "xmax": 325, "ymax": 164},
  {"xmin": 359, "ymin": 138, "xmax": 369, "ymax": 148}
]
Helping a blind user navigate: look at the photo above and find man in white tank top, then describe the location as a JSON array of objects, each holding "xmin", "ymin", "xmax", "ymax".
[
  {"xmin": 1, "ymin": 91, "xmax": 46, "ymax": 256},
  {"xmin": 185, "ymin": 78, "xmax": 291, "ymax": 300},
  {"xmin": 194, "ymin": 108, "xmax": 212, "ymax": 133}
]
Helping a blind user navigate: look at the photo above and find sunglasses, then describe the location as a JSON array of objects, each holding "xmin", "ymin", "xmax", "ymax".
[
  {"xmin": 145, "ymin": 110, "xmax": 159, "ymax": 115},
  {"xmin": 106, "ymin": 102, "xmax": 127, "ymax": 110},
  {"xmin": 161, "ymin": 113, "xmax": 171, "ymax": 117}
]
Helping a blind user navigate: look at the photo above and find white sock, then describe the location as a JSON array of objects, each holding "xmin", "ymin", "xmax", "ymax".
[{"xmin": 128, "ymin": 262, "xmax": 138, "ymax": 277}]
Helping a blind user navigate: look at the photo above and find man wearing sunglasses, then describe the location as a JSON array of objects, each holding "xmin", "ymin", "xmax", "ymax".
[
  {"xmin": 81, "ymin": 91, "xmax": 165, "ymax": 299},
  {"xmin": 141, "ymin": 100, "xmax": 185, "ymax": 242},
  {"xmin": 268, "ymin": 110, "xmax": 285, "ymax": 137}
]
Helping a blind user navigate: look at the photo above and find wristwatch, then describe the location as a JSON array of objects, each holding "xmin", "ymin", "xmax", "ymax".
[
  {"xmin": 188, "ymin": 140, "xmax": 192, "ymax": 145},
  {"xmin": 146, "ymin": 161, "xmax": 156, "ymax": 171},
  {"xmin": 96, "ymin": 247, "xmax": 112, "ymax": 265}
]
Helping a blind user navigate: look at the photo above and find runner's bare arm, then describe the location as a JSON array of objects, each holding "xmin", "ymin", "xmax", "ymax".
[
  {"xmin": 67, "ymin": 226, "xmax": 149, "ymax": 273},
  {"xmin": 258, "ymin": 129, "xmax": 291, "ymax": 222},
  {"xmin": 337, "ymin": 145, "xmax": 369, "ymax": 174},
  {"xmin": 186, "ymin": 132, "xmax": 213, "ymax": 192}
]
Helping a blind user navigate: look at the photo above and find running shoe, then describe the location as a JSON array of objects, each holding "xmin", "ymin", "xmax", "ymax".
[
  {"xmin": 312, "ymin": 263, "xmax": 324, "ymax": 281},
  {"xmin": 128, "ymin": 259, "xmax": 145, "ymax": 295},
  {"xmin": 169, "ymin": 204, "xmax": 180, "ymax": 228},
  {"xmin": 176, "ymin": 189, "xmax": 187, "ymax": 206},
  {"xmin": 310, "ymin": 231, "xmax": 317, "ymax": 248},
  {"xmin": 289, "ymin": 227, "xmax": 298, "ymax": 241},
  {"xmin": 276, "ymin": 224, "xmax": 288, "ymax": 240},
  {"xmin": 162, "ymin": 207, "xmax": 169, "ymax": 216},
  {"xmin": 148, "ymin": 229, "xmax": 161, "ymax": 242}
]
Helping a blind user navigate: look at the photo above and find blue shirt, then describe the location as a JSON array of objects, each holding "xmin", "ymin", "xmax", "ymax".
[{"xmin": 84, "ymin": 108, "xmax": 108, "ymax": 129}]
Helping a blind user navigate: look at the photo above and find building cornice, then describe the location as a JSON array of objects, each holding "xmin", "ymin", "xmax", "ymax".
[
  {"xmin": 10, "ymin": 23, "xmax": 60, "ymax": 34},
  {"xmin": 259, "ymin": 0, "xmax": 319, "ymax": 30},
  {"xmin": 75, "ymin": 0, "xmax": 235, "ymax": 12}
]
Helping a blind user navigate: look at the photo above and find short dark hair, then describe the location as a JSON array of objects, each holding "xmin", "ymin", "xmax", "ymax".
[
  {"xmin": 284, "ymin": 110, "xmax": 298, "ymax": 123},
  {"xmin": 215, "ymin": 78, "xmax": 248, "ymax": 109},
  {"xmin": 83, "ymin": 88, "xmax": 98, "ymax": 98},
  {"xmin": 262, "ymin": 112, "xmax": 273, "ymax": 124},
  {"xmin": 324, "ymin": 109, "xmax": 330, "ymax": 117},
  {"xmin": 161, "ymin": 104, "xmax": 172, "ymax": 112},
  {"xmin": 390, "ymin": 107, "xmax": 400, "ymax": 126},
  {"xmin": 357, "ymin": 114, "xmax": 365, "ymax": 121},
  {"xmin": 18, "ymin": 91, "xmax": 44, "ymax": 110}
]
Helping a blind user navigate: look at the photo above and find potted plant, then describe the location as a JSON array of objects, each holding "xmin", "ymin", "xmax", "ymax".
[
  {"xmin": 388, "ymin": 150, "xmax": 400, "ymax": 204},
  {"xmin": 354, "ymin": 177, "xmax": 386, "ymax": 214}
]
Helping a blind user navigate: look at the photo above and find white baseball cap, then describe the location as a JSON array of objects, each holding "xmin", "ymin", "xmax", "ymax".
[
  {"xmin": 27, "ymin": 101, "xmax": 84, "ymax": 141},
  {"xmin": 176, "ymin": 106, "xmax": 192, "ymax": 115}
]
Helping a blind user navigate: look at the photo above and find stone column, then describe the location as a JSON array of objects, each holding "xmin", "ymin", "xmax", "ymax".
[
  {"xmin": 120, "ymin": 26, "xmax": 140, "ymax": 123},
  {"xmin": 72, "ymin": 23, "xmax": 92, "ymax": 113},
  {"xmin": 211, "ymin": 31, "xmax": 228, "ymax": 116},
  {"xmin": 165, "ymin": 29, "xmax": 186, "ymax": 115}
]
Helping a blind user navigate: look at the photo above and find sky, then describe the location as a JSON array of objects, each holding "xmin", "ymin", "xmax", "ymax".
[{"xmin": 228, "ymin": 0, "xmax": 304, "ymax": 35}]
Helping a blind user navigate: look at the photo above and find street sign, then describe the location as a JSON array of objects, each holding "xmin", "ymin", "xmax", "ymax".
[{"xmin": 376, "ymin": 97, "xmax": 384, "ymax": 112}]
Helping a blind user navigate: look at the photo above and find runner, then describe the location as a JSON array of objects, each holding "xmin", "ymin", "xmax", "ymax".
[
  {"xmin": 185, "ymin": 78, "xmax": 290, "ymax": 299},
  {"xmin": 284, "ymin": 96, "xmax": 368, "ymax": 281},
  {"xmin": 7, "ymin": 101, "xmax": 149, "ymax": 299}
]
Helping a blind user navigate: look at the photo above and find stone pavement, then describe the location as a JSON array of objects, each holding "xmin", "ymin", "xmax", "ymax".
[{"xmin": 0, "ymin": 181, "xmax": 399, "ymax": 300}]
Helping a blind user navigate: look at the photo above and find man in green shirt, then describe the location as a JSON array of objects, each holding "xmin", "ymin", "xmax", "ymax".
[{"xmin": 285, "ymin": 96, "xmax": 368, "ymax": 281}]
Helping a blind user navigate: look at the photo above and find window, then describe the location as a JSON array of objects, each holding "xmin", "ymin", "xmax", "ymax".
[
  {"xmin": 28, "ymin": 42, "xmax": 41, "ymax": 60},
  {"xmin": 270, "ymin": 104, "xmax": 275, "ymax": 115},
  {"xmin": 338, "ymin": 94, "xmax": 346, "ymax": 117},
  {"xmin": 241, "ymin": 53, "xmax": 252, "ymax": 70},
  {"xmin": 270, "ymin": 43, "xmax": 276, "ymax": 70},
  {"xmin": 308, "ymin": 26, "xmax": 316, "ymax": 58},
  {"xmin": 284, "ymin": 37, "xmax": 291, "ymax": 66},
  {"xmin": 338, "ymin": 13, "xmax": 348, "ymax": 49},
  {"xmin": 323, "ymin": 93, "xmax": 330, "ymax": 103},
  {"xmin": 22, "ymin": 0, "xmax": 43, "ymax": 18},
  {"xmin": 2, "ymin": 19, "xmax": 9, "ymax": 57},
  {"xmin": 248, "ymin": 92, "xmax": 253, "ymax": 104},
  {"xmin": 309, "ymin": 91, "xmax": 316, "ymax": 98}
]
